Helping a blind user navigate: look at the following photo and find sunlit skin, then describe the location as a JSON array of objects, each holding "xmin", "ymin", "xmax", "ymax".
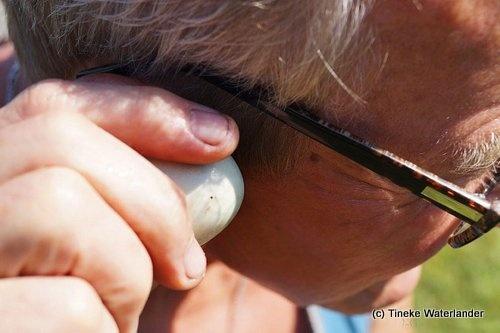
[
  {"xmin": 0, "ymin": 0, "xmax": 498, "ymax": 332},
  {"xmin": 138, "ymin": 2, "xmax": 498, "ymax": 330},
  {"xmin": 205, "ymin": 0, "xmax": 499, "ymax": 311}
]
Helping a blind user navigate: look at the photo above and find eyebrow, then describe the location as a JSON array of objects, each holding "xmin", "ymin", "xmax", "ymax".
[{"xmin": 453, "ymin": 132, "xmax": 500, "ymax": 174}]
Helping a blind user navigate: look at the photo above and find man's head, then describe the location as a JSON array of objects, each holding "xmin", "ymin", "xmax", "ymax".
[{"xmin": 4, "ymin": 0, "xmax": 498, "ymax": 309}]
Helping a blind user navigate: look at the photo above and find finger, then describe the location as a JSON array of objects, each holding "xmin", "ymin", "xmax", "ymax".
[
  {"xmin": 0, "ymin": 277, "xmax": 118, "ymax": 333},
  {"xmin": 0, "ymin": 167, "xmax": 153, "ymax": 332},
  {"xmin": 1, "ymin": 78, "xmax": 239, "ymax": 164},
  {"xmin": 0, "ymin": 110, "xmax": 206, "ymax": 288}
]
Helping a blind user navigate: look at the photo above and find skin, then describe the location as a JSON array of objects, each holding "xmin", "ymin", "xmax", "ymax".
[
  {"xmin": 0, "ymin": 67, "xmax": 239, "ymax": 332},
  {"xmin": 141, "ymin": 1, "xmax": 498, "ymax": 330},
  {"xmin": 206, "ymin": 0, "xmax": 499, "ymax": 311},
  {"xmin": 0, "ymin": 0, "xmax": 498, "ymax": 332}
]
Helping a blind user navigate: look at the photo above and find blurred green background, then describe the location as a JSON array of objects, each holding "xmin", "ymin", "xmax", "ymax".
[{"xmin": 414, "ymin": 231, "xmax": 500, "ymax": 332}]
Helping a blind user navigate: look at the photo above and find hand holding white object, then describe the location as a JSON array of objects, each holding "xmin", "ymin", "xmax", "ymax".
[{"xmin": 0, "ymin": 74, "xmax": 240, "ymax": 333}]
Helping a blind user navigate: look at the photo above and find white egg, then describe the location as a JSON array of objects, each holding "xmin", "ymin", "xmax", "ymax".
[{"xmin": 151, "ymin": 157, "xmax": 244, "ymax": 245}]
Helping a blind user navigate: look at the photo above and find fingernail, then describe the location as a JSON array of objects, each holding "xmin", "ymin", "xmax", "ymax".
[
  {"xmin": 189, "ymin": 108, "xmax": 229, "ymax": 145},
  {"xmin": 184, "ymin": 237, "xmax": 207, "ymax": 280}
]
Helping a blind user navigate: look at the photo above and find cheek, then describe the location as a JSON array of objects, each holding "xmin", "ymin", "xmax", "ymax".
[
  {"xmin": 336, "ymin": 199, "xmax": 459, "ymax": 278},
  {"xmin": 207, "ymin": 168, "xmax": 459, "ymax": 305},
  {"xmin": 298, "ymin": 153, "xmax": 459, "ymax": 271},
  {"xmin": 391, "ymin": 204, "xmax": 459, "ymax": 265},
  {"xmin": 288, "ymin": 181, "xmax": 459, "ymax": 287}
]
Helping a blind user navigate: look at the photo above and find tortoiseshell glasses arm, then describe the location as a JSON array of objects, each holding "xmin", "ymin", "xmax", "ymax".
[
  {"xmin": 184, "ymin": 68, "xmax": 499, "ymax": 248},
  {"xmin": 77, "ymin": 64, "xmax": 499, "ymax": 248}
]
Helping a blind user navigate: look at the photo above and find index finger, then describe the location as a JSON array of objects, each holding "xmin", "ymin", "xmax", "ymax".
[
  {"xmin": 0, "ymin": 93, "xmax": 210, "ymax": 289},
  {"xmin": 1, "ymin": 78, "xmax": 239, "ymax": 164}
]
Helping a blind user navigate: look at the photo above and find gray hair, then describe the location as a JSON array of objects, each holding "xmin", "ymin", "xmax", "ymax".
[
  {"xmin": 3, "ymin": 0, "xmax": 377, "ymax": 172},
  {"xmin": 4, "ymin": 0, "xmax": 375, "ymax": 107},
  {"xmin": 453, "ymin": 132, "xmax": 500, "ymax": 174},
  {"xmin": 0, "ymin": 3, "xmax": 8, "ymax": 41}
]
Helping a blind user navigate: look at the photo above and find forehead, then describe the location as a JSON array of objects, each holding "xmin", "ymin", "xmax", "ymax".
[
  {"xmin": 131, "ymin": 0, "xmax": 500, "ymax": 179},
  {"xmin": 317, "ymin": 2, "xmax": 500, "ymax": 177},
  {"xmin": 154, "ymin": 58, "xmax": 499, "ymax": 180}
]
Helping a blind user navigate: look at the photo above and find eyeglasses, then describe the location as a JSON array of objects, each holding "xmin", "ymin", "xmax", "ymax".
[{"xmin": 78, "ymin": 64, "xmax": 499, "ymax": 248}]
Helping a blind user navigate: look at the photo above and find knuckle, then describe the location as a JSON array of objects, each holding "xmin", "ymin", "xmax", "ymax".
[
  {"xmin": 31, "ymin": 167, "xmax": 93, "ymax": 224},
  {"xmin": 36, "ymin": 167, "xmax": 152, "ymax": 307},
  {"xmin": 0, "ymin": 168, "xmax": 86, "ymax": 274},
  {"xmin": 118, "ymin": 254, "xmax": 153, "ymax": 312},
  {"xmin": 61, "ymin": 279, "xmax": 108, "ymax": 331},
  {"xmin": 37, "ymin": 167, "xmax": 90, "ymax": 205},
  {"xmin": 131, "ymin": 88, "xmax": 186, "ymax": 130},
  {"xmin": 119, "ymin": 280, "xmax": 151, "ymax": 315},
  {"xmin": 135, "ymin": 89, "xmax": 171, "ymax": 115},
  {"xmin": 19, "ymin": 79, "xmax": 71, "ymax": 116}
]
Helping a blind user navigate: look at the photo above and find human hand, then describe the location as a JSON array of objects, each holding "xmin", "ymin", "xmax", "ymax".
[{"xmin": 0, "ymin": 75, "xmax": 239, "ymax": 332}]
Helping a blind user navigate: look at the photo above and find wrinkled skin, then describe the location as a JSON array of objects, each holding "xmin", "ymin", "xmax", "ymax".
[
  {"xmin": 206, "ymin": 0, "xmax": 499, "ymax": 310},
  {"xmin": 0, "ymin": 1, "xmax": 498, "ymax": 331}
]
